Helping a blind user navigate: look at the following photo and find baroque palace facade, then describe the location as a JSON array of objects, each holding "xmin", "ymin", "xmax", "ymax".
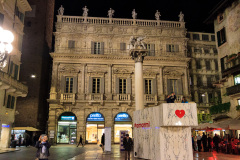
[{"xmin": 48, "ymin": 12, "xmax": 200, "ymax": 144}]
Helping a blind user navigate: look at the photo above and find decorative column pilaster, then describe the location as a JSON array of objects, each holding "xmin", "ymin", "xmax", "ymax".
[
  {"xmin": 130, "ymin": 49, "xmax": 147, "ymax": 111},
  {"xmin": 106, "ymin": 64, "xmax": 113, "ymax": 100},
  {"xmin": 159, "ymin": 66, "xmax": 163, "ymax": 95},
  {"xmin": 184, "ymin": 67, "xmax": 189, "ymax": 95},
  {"xmin": 50, "ymin": 62, "xmax": 59, "ymax": 100},
  {"xmin": 81, "ymin": 63, "xmax": 86, "ymax": 100}
]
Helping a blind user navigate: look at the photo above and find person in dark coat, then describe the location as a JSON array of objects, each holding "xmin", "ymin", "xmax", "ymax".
[
  {"xmin": 168, "ymin": 92, "xmax": 176, "ymax": 103},
  {"xmin": 213, "ymin": 134, "xmax": 219, "ymax": 152},
  {"xmin": 123, "ymin": 134, "xmax": 133, "ymax": 160},
  {"xmin": 197, "ymin": 134, "xmax": 202, "ymax": 152},
  {"xmin": 77, "ymin": 135, "xmax": 84, "ymax": 147},
  {"xmin": 201, "ymin": 132, "xmax": 208, "ymax": 152},
  {"xmin": 101, "ymin": 133, "xmax": 105, "ymax": 151},
  {"xmin": 35, "ymin": 134, "xmax": 51, "ymax": 160},
  {"xmin": 207, "ymin": 134, "xmax": 212, "ymax": 152},
  {"xmin": 18, "ymin": 135, "xmax": 22, "ymax": 147}
]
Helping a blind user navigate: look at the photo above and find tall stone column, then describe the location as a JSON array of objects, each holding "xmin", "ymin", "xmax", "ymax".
[
  {"xmin": 108, "ymin": 64, "xmax": 112, "ymax": 94},
  {"xmin": 184, "ymin": 67, "xmax": 189, "ymax": 95},
  {"xmin": 130, "ymin": 50, "xmax": 147, "ymax": 111},
  {"xmin": 50, "ymin": 62, "xmax": 59, "ymax": 99},
  {"xmin": 159, "ymin": 66, "xmax": 163, "ymax": 95},
  {"xmin": 81, "ymin": 64, "xmax": 86, "ymax": 94}
]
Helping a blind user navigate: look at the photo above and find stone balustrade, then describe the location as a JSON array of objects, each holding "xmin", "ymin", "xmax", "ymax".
[
  {"xmin": 0, "ymin": 71, "xmax": 28, "ymax": 97},
  {"xmin": 60, "ymin": 93, "xmax": 75, "ymax": 104},
  {"xmin": 89, "ymin": 94, "xmax": 103, "ymax": 101},
  {"xmin": 57, "ymin": 15, "xmax": 184, "ymax": 28},
  {"xmin": 117, "ymin": 94, "xmax": 131, "ymax": 101}
]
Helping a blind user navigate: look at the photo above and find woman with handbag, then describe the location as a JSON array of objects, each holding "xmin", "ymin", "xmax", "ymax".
[{"xmin": 35, "ymin": 134, "xmax": 51, "ymax": 160}]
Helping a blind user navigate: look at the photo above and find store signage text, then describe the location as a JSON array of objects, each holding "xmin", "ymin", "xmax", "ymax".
[
  {"xmin": 87, "ymin": 112, "xmax": 104, "ymax": 121},
  {"xmin": 2, "ymin": 124, "xmax": 10, "ymax": 128},
  {"xmin": 115, "ymin": 113, "xmax": 132, "ymax": 122},
  {"xmin": 61, "ymin": 116, "xmax": 75, "ymax": 121},
  {"xmin": 134, "ymin": 122, "xmax": 150, "ymax": 128}
]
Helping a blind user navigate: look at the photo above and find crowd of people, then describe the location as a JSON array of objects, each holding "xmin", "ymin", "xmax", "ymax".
[
  {"xmin": 166, "ymin": 92, "xmax": 188, "ymax": 103},
  {"xmin": 193, "ymin": 133, "xmax": 240, "ymax": 154}
]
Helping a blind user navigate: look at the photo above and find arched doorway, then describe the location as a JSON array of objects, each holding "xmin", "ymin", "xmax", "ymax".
[
  {"xmin": 57, "ymin": 112, "xmax": 77, "ymax": 144},
  {"xmin": 114, "ymin": 112, "xmax": 132, "ymax": 143},
  {"xmin": 86, "ymin": 112, "xmax": 105, "ymax": 144}
]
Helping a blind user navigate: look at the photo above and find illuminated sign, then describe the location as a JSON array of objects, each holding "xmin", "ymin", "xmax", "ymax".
[
  {"xmin": 61, "ymin": 116, "xmax": 75, "ymax": 121},
  {"xmin": 2, "ymin": 124, "xmax": 10, "ymax": 128},
  {"xmin": 87, "ymin": 112, "xmax": 104, "ymax": 121},
  {"xmin": 114, "ymin": 112, "xmax": 132, "ymax": 122}
]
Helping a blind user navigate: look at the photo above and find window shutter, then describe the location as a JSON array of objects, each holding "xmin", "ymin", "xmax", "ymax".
[
  {"xmin": 91, "ymin": 41, "xmax": 94, "ymax": 54},
  {"xmin": 11, "ymin": 96, "xmax": 15, "ymax": 109},
  {"xmin": 9, "ymin": 62, "xmax": 14, "ymax": 75},
  {"xmin": 202, "ymin": 95, "xmax": 207, "ymax": 103},
  {"xmin": 100, "ymin": 42, "xmax": 104, "ymax": 55},
  {"xmin": 151, "ymin": 79, "xmax": 157, "ymax": 95},
  {"xmin": 167, "ymin": 79, "xmax": 171, "ymax": 95},
  {"xmin": 73, "ymin": 77, "xmax": 77, "ymax": 93},
  {"xmin": 217, "ymin": 31, "xmax": 221, "ymax": 46},
  {"xmin": 143, "ymin": 78, "xmax": 146, "ymax": 94},
  {"xmin": 220, "ymin": 58, "xmax": 225, "ymax": 71},
  {"xmin": 115, "ymin": 77, "xmax": 119, "ymax": 94},
  {"xmin": 222, "ymin": 28, "xmax": 226, "ymax": 44},
  {"xmin": 7, "ymin": 95, "xmax": 11, "ymax": 108},
  {"xmin": 126, "ymin": 78, "xmax": 131, "ymax": 94},
  {"xmin": 177, "ymin": 79, "xmax": 183, "ymax": 95},
  {"xmin": 166, "ymin": 44, "xmax": 170, "ymax": 52},
  {"xmin": 175, "ymin": 45, "xmax": 179, "ymax": 52},
  {"xmin": 120, "ymin": 43, "xmax": 126, "ymax": 51},
  {"xmin": 100, "ymin": 77, "xmax": 105, "ymax": 94},
  {"xmin": 150, "ymin": 44, "xmax": 155, "ymax": 56},
  {"xmin": 14, "ymin": 64, "xmax": 19, "ymax": 80},
  {"xmin": 68, "ymin": 40, "xmax": 75, "ymax": 48},
  {"xmin": 60, "ymin": 76, "xmax": 65, "ymax": 93},
  {"xmin": 89, "ymin": 77, "xmax": 93, "ymax": 93}
]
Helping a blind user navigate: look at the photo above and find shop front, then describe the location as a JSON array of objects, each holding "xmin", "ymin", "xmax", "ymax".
[
  {"xmin": 114, "ymin": 112, "xmax": 132, "ymax": 143},
  {"xmin": 86, "ymin": 112, "xmax": 105, "ymax": 144},
  {"xmin": 57, "ymin": 112, "xmax": 77, "ymax": 144}
]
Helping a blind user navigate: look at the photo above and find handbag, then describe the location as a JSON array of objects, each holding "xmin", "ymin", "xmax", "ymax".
[{"xmin": 100, "ymin": 144, "xmax": 103, "ymax": 147}]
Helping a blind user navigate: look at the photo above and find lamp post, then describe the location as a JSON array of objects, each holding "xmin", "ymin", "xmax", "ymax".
[{"xmin": 0, "ymin": 27, "xmax": 14, "ymax": 69}]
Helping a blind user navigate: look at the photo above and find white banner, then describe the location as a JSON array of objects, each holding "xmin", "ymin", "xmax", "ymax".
[{"xmin": 104, "ymin": 127, "xmax": 111, "ymax": 152}]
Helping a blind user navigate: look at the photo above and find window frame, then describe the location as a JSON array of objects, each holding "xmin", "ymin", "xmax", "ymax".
[
  {"xmin": 119, "ymin": 78, "xmax": 127, "ymax": 94},
  {"xmin": 65, "ymin": 77, "xmax": 74, "ymax": 93},
  {"xmin": 145, "ymin": 79, "xmax": 152, "ymax": 94},
  {"xmin": 92, "ymin": 77, "xmax": 101, "ymax": 94},
  {"xmin": 217, "ymin": 27, "xmax": 227, "ymax": 47},
  {"xmin": 6, "ymin": 95, "xmax": 15, "ymax": 109},
  {"xmin": 94, "ymin": 42, "xmax": 101, "ymax": 54}
]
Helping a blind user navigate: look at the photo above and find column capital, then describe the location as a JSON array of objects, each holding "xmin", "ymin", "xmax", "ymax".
[{"xmin": 130, "ymin": 49, "xmax": 148, "ymax": 63}]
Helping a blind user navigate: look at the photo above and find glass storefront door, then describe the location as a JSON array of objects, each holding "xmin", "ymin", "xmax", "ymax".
[
  {"xmin": 86, "ymin": 123, "xmax": 105, "ymax": 144},
  {"xmin": 57, "ymin": 122, "xmax": 77, "ymax": 144},
  {"xmin": 69, "ymin": 129, "xmax": 77, "ymax": 144},
  {"xmin": 114, "ymin": 124, "xmax": 132, "ymax": 143}
]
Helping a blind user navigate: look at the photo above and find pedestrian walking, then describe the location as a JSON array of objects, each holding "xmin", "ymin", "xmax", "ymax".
[
  {"xmin": 213, "ymin": 133, "xmax": 219, "ymax": 152},
  {"xmin": 77, "ymin": 135, "xmax": 84, "ymax": 147},
  {"xmin": 123, "ymin": 134, "xmax": 133, "ymax": 160},
  {"xmin": 35, "ymin": 134, "xmax": 51, "ymax": 160},
  {"xmin": 197, "ymin": 134, "xmax": 202, "ymax": 152},
  {"xmin": 18, "ymin": 135, "xmax": 22, "ymax": 147},
  {"xmin": 202, "ymin": 132, "xmax": 207, "ymax": 152},
  {"xmin": 207, "ymin": 134, "xmax": 212, "ymax": 152},
  {"xmin": 101, "ymin": 133, "xmax": 105, "ymax": 151}
]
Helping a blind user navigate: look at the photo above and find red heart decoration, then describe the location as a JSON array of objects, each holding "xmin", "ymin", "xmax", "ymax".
[{"xmin": 175, "ymin": 110, "xmax": 185, "ymax": 118}]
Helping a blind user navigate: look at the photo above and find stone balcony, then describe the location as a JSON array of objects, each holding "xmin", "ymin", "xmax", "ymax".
[
  {"xmin": 116, "ymin": 94, "xmax": 131, "ymax": 105},
  {"xmin": 226, "ymin": 84, "xmax": 240, "ymax": 97},
  {"xmin": 57, "ymin": 15, "xmax": 185, "ymax": 28},
  {"xmin": 144, "ymin": 94, "xmax": 158, "ymax": 105},
  {"xmin": 60, "ymin": 93, "xmax": 75, "ymax": 104},
  {"xmin": 0, "ymin": 71, "xmax": 27, "ymax": 97},
  {"xmin": 88, "ymin": 93, "xmax": 104, "ymax": 105}
]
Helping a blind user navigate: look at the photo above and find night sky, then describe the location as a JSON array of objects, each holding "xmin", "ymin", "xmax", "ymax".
[{"xmin": 55, "ymin": 0, "xmax": 221, "ymax": 33}]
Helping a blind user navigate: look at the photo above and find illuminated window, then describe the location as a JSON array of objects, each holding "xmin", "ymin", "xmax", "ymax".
[{"xmin": 234, "ymin": 74, "xmax": 240, "ymax": 85}]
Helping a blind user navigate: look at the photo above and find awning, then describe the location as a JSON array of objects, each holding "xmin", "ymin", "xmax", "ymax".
[{"xmin": 12, "ymin": 127, "xmax": 41, "ymax": 131}]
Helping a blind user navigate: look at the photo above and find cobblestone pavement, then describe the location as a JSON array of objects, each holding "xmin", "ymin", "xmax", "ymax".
[{"xmin": 0, "ymin": 144, "xmax": 240, "ymax": 160}]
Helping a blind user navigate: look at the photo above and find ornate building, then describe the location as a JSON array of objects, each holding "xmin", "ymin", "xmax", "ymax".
[
  {"xmin": 206, "ymin": 0, "xmax": 240, "ymax": 122},
  {"xmin": 0, "ymin": 0, "xmax": 31, "ymax": 148},
  {"xmin": 187, "ymin": 32, "xmax": 220, "ymax": 123},
  {"xmin": 48, "ymin": 9, "xmax": 191, "ymax": 144}
]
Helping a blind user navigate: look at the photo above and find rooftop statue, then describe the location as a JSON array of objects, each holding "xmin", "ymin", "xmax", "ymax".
[
  {"xmin": 58, "ymin": 5, "xmax": 64, "ymax": 16},
  {"xmin": 108, "ymin": 8, "xmax": 115, "ymax": 18},
  {"xmin": 82, "ymin": 6, "xmax": 89, "ymax": 17},
  {"xmin": 178, "ymin": 11, "xmax": 184, "ymax": 22},
  {"xmin": 129, "ymin": 36, "xmax": 146, "ymax": 49},
  {"xmin": 132, "ymin": 9, "xmax": 137, "ymax": 19},
  {"xmin": 155, "ymin": 10, "xmax": 161, "ymax": 20}
]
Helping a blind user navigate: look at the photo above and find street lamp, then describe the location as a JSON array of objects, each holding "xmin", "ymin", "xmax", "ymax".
[{"xmin": 0, "ymin": 27, "xmax": 14, "ymax": 69}]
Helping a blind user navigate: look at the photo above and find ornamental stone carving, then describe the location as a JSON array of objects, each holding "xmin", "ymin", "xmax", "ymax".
[
  {"xmin": 178, "ymin": 11, "xmax": 184, "ymax": 22},
  {"xmin": 82, "ymin": 6, "xmax": 89, "ymax": 17},
  {"xmin": 155, "ymin": 10, "xmax": 161, "ymax": 20},
  {"xmin": 108, "ymin": 8, "xmax": 115, "ymax": 18},
  {"xmin": 58, "ymin": 5, "xmax": 64, "ymax": 16},
  {"xmin": 59, "ymin": 65, "xmax": 80, "ymax": 73},
  {"xmin": 129, "ymin": 36, "xmax": 146, "ymax": 50},
  {"xmin": 132, "ymin": 9, "xmax": 137, "ymax": 19}
]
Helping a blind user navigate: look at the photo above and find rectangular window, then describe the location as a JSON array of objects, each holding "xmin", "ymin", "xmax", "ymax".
[
  {"xmin": 208, "ymin": 93, "xmax": 213, "ymax": 103},
  {"xmin": 92, "ymin": 78, "xmax": 100, "ymax": 93},
  {"xmin": 119, "ymin": 78, "xmax": 126, "ymax": 94},
  {"xmin": 214, "ymin": 60, "xmax": 218, "ymax": 71},
  {"xmin": 15, "ymin": 6, "xmax": 25, "ymax": 23},
  {"xmin": 234, "ymin": 74, "xmax": 240, "ymax": 85},
  {"xmin": 211, "ymin": 35, "xmax": 215, "ymax": 41},
  {"xmin": 65, "ymin": 77, "xmax": 73, "ymax": 93},
  {"xmin": 220, "ymin": 56, "xmax": 227, "ymax": 71},
  {"xmin": 206, "ymin": 60, "xmax": 211, "ymax": 70},
  {"xmin": 218, "ymin": 13, "xmax": 224, "ymax": 23},
  {"xmin": 207, "ymin": 77, "xmax": 212, "ymax": 87},
  {"xmin": 6, "ymin": 95, "xmax": 15, "ymax": 109},
  {"xmin": 94, "ymin": 42, "xmax": 101, "ymax": 54},
  {"xmin": 217, "ymin": 28, "xmax": 226, "ymax": 46},
  {"xmin": 166, "ymin": 44, "xmax": 179, "ymax": 52},
  {"xmin": 194, "ymin": 47, "xmax": 202, "ymax": 53},
  {"xmin": 196, "ymin": 60, "xmax": 201, "ymax": 69},
  {"xmin": 120, "ymin": 43, "xmax": 126, "ymax": 51},
  {"xmin": 145, "ymin": 79, "xmax": 152, "ymax": 94},
  {"xmin": 238, "ymin": 99, "xmax": 240, "ymax": 106},
  {"xmin": 197, "ymin": 77, "xmax": 202, "ymax": 86},
  {"xmin": 204, "ymin": 49, "xmax": 209, "ymax": 54},
  {"xmin": 14, "ymin": 64, "xmax": 19, "ymax": 80},
  {"xmin": 68, "ymin": 40, "xmax": 75, "ymax": 49},
  {"xmin": 18, "ymin": 34, "xmax": 23, "ymax": 51},
  {"xmin": 213, "ymin": 48, "xmax": 218, "ymax": 54},
  {"xmin": 202, "ymin": 35, "xmax": 209, "ymax": 41},
  {"xmin": 169, "ymin": 79, "xmax": 177, "ymax": 93},
  {"xmin": 193, "ymin": 34, "xmax": 200, "ymax": 40},
  {"xmin": 199, "ymin": 93, "xmax": 203, "ymax": 103}
]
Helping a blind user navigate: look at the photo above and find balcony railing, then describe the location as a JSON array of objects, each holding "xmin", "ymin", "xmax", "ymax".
[
  {"xmin": 0, "ymin": 71, "xmax": 28, "ymax": 97},
  {"xmin": 60, "ymin": 93, "xmax": 75, "ymax": 104},
  {"xmin": 226, "ymin": 84, "xmax": 240, "ymax": 96},
  {"xmin": 57, "ymin": 15, "xmax": 185, "ymax": 28},
  {"xmin": 117, "ymin": 94, "xmax": 131, "ymax": 101},
  {"xmin": 55, "ymin": 48, "xmax": 186, "ymax": 57}
]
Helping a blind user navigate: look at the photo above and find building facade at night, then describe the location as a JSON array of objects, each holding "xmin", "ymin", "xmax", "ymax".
[
  {"xmin": 48, "ymin": 14, "xmax": 191, "ymax": 144},
  {"xmin": 0, "ymin": 0, "xmax": 31, "ymax": 148},
  {"xmin": 206, "ymin": 0, "xmax": 240, "ymax": 121},
  {"xmin": 187, "ymin": 32, "xmax": 220, "ymax": 123},
  {"xmin": 15, "ymin": 0, "xmax": 55, "ymax": 134}
]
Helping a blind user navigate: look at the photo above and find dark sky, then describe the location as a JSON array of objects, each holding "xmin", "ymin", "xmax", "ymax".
[{"xmin": 55, "ymin": 0, "xmax": 220, "ymax": 33}]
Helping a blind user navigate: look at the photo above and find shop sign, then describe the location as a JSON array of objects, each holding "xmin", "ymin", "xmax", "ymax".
[
  {"xmin": 87, "ymin": 112, "xmax": 104, "ymax": 121},
  {"xmin": 61, "ymin": 116, "xmax": 75, "ymax": 121},
  {"xmin": 115, "ymin": 113, "xmax": 132, "ymax": 122},
  {"xmin": 2, "ymin": 124, "xmax": 10, "ymax": 128}
]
